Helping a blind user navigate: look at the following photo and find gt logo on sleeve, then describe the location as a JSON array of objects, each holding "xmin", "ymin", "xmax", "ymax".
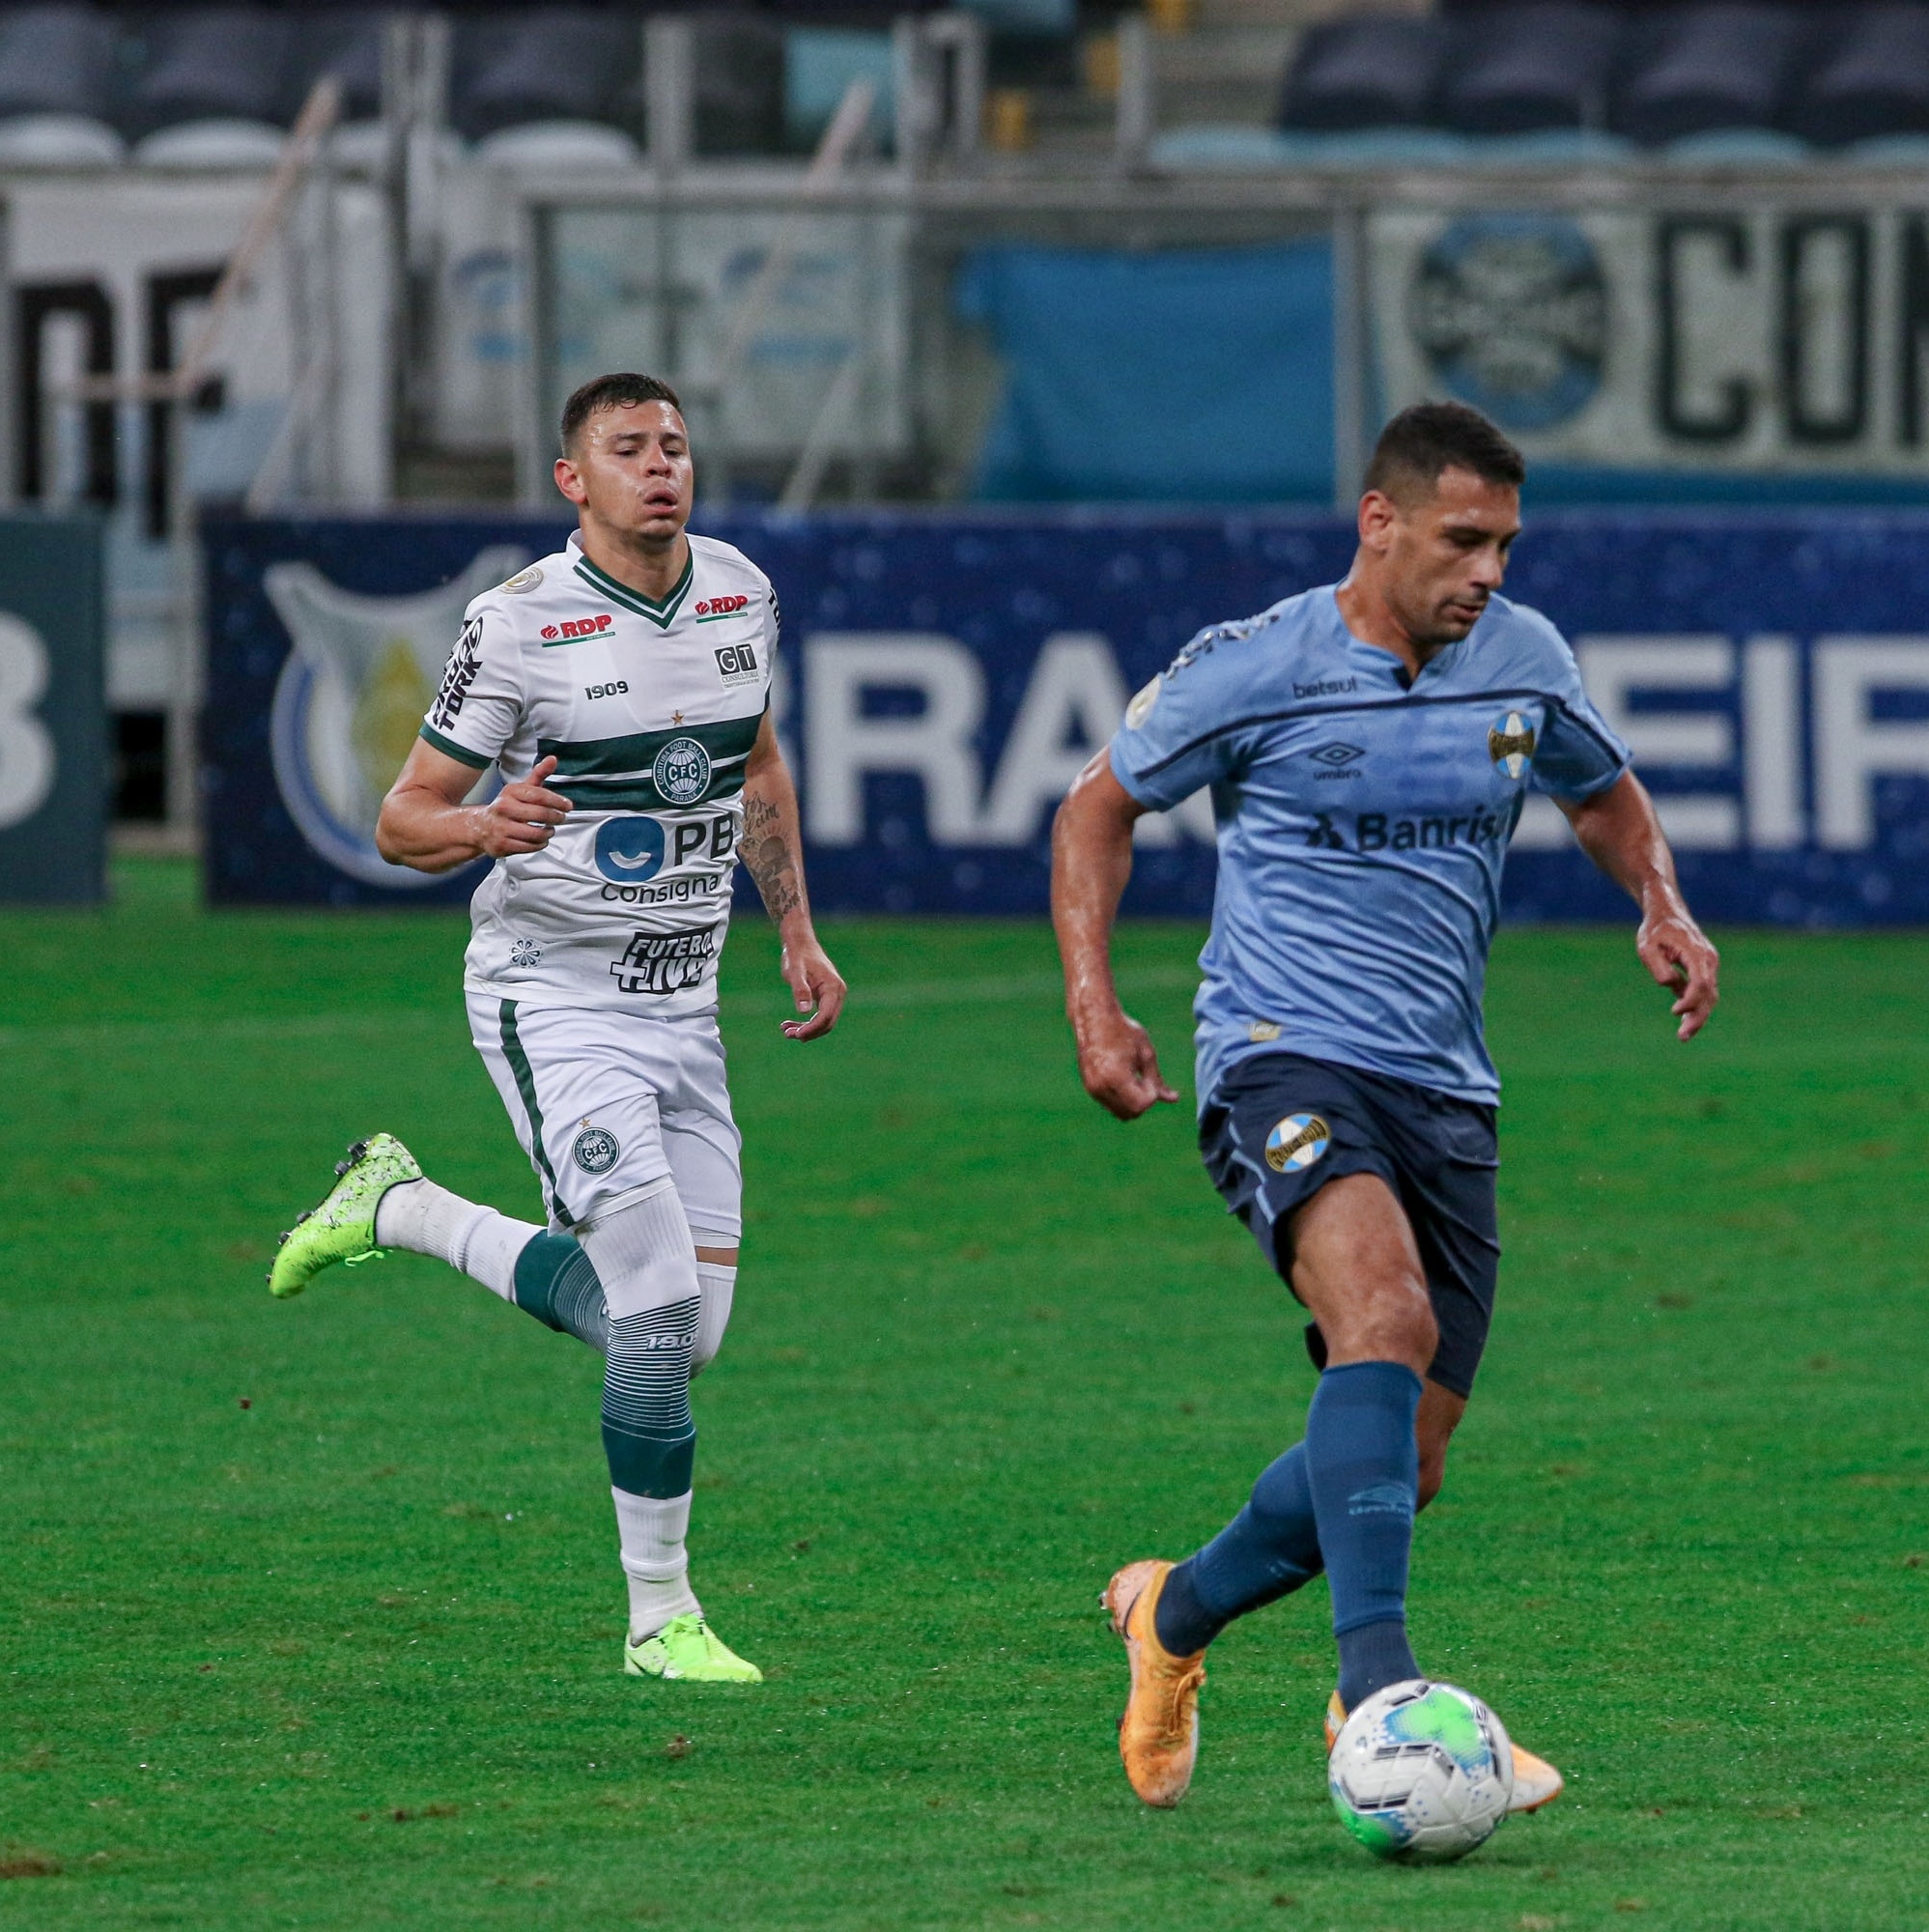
[{"xmin": 715, "ymin": 641, "xmax": 760, "ymax": 688}]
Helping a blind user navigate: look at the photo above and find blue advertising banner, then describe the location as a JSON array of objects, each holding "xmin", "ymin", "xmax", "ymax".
[
  {"xmin": 0, "ymin": 514, "xmax": 104, "ymax": 904},
  {"xmin": 204, "ymin": 509, "xmax": 1929, "ymax": 924}
]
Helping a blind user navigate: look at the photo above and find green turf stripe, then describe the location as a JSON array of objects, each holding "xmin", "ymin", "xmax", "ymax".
[
  {"xmin": 417, "ymin": 724, "xmax": 491, "ymax": 768},
  {"xmin": 498, "ymin": 1000, "xmax": 573, "ymax": 1229},
  {"xmin": 573, "ymin": 552, "xmax": 694, "ymax": 628},
  {"xmin": 537, "ymin": 713, "xmax": 761, "ymax": 780}
]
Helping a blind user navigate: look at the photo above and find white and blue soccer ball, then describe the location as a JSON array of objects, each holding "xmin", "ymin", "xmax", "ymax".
[{"xmin": 1327, "ymin": 1679, "xmax": 1514, "ymax": 1863}]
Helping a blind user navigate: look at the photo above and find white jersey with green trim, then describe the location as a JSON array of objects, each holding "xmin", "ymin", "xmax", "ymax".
[{"xmin": 418, "ymin": 530, "xmax": 777, "ymax": 1018}]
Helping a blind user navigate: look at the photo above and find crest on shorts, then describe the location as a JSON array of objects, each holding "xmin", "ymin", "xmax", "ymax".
[
  {"xmin": 1264, "ymin": 1113, "xmax": 1330, "ymax": 1174},
  {"xmin": 652, "ymin": 736, "xmax": 712, "ymax": 806},
  {"xmin": 1488, "ymin": 712, "xmax": 1537, "ymax": 779},
  {"xmin": 573, "ymin": 1126, "xmax": 621, "ymax": 1175}
]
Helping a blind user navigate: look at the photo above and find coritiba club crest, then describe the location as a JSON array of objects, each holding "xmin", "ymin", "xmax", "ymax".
[{"xmin": 265, "ymin": 547, "xmax": 528, "ymax": 886}]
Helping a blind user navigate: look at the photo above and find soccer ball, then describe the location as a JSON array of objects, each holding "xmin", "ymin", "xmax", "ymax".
[{"xmin": 1327, "ymin": 1679, "xmax": 1514, "ymax": 1863}]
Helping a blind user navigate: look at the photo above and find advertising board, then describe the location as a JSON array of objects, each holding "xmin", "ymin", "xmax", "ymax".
[{"xmin": 204, "ymin": 510, "xmax": 1929, "ymax": 923}]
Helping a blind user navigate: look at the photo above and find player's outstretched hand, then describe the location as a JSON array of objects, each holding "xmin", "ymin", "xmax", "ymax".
[
  {"xmin": 780, "ymin": 932, "xmax": 846, "ymax": 1041},
  {"xmin": 1637, "ymin": 906, "xmax": 1719, "ymax": 1041},
  {"xmin": 1075, "ymin": 1008, "xmax": 1179, "ymax": 1121},
  {"xmin": 480, "ymin": 754, "xmax": 574, "ymax": 857}
]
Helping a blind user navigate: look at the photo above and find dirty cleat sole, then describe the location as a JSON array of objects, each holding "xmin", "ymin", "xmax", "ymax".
[
  {"xmin": 1325, "ymin": 1689, "xmax": 1563, "ymax": 1813},
  {"xmin": 267, "ymin": 1133, "xmax": 422, "ymax": 1299},
  {"xmin": 1104, "ymin": 1558, "xmax": 1206, "ymax": 1809}
]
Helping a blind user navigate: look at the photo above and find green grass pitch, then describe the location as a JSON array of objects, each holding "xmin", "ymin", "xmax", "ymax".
[{"xmin": 4, "ymin": 859, "xmax": 1927, "ymax": 1928}]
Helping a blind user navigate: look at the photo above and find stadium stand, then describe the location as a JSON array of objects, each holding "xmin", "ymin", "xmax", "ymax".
[
  {"xmin": 0, "ymin": 4, "xmax": 122, "ymax": 166},
  {"xmin": 1438, "ymin": 2, "xmax": 1622, "ymax": 135},
  {"xmin": 1787, "ymin": 3, "xmax": 1929, "ymax": 146},
  {"xmin": 451, "ymin": 11, "xmax": 643, "ymax": 145},
  {"xmin": 1277, "ymin": 14, "xmax": 1449, "ymax": 131},
  {"xmin": 125, "ymin": 8, "xmax": 298, "ymax": 164},
  {"xmin": 1611, "ymin": 3, "xmax": 1804, "ymax": 145}
]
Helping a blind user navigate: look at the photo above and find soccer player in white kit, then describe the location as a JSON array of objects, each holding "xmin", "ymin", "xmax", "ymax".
[{"xmin": 266, "ymin": 373, "xmax": 846, "ymax": 1684}]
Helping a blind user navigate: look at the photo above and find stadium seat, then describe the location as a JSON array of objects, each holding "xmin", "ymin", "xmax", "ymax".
[
  {"xmin": 1787, "ymin": 5, "xmax": 1929, "ymax": 148},
  {"xmin": 1659, "ymin": 126, "xmax": 1811, "ymax": 164},
  {"xmin": 451, "ymin": 13, "xmax": 641, "ymax": 143},
  {"xmin": 124, "ymin": 8, "xmax": 295, "ymax": 140},
  {"xmin": 134, "ymin": 119, "xmax": 287, "ymax": 167},
  {"xmin": 1614, "ymin": 4, "xmax": 1803, "ymax": 146},
  {"xmin": 1440, "ymin": 3, "xmax": 1624, "ymax": 135},
  {"xmin": 0, "ymin": 5, "xmax": 123, "ymax": 165},
  {"xmin": 1278, "ymin": 14, "xmax": 1449, "ymax": 131},
  {"xmin": 472, "ymin": 122, "xmax": 643, "ymax": 168}
]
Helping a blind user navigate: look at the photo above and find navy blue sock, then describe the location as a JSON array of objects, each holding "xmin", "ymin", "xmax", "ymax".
[
  {"xmin": 1302, "ymin": 1360, "xmax": 1424, "ymax": 1711},
  {"xmin": 1154, "ymin": 1444, "xmax": 1324, "ymax": 1655}
]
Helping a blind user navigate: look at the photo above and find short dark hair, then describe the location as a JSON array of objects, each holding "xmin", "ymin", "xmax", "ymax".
[
  {"xmin": 1363, "ymin": 401, "xmax": 1524, "ymax": 502},
  {"xmin": 559, "ymin": 372, "xmax": 684, "ymax": 452}
]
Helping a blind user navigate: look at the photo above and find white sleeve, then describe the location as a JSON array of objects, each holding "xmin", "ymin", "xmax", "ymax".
[{"xmin": 419, "ymin": 599, "xmax": 524, "ymax": 770}]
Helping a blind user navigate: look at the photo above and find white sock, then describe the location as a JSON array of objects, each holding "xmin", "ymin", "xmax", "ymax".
[
  {"xmin": 373, "ymin": 1179, "xmax": 539, "ymax": 1302},
  {"xmin": 691, "ymin": 1259, "xmax": 736, "ymax": 1377},
  {"xmin": 613, "ymin": 1487, "xmax": 701, "ymax": 1639}
]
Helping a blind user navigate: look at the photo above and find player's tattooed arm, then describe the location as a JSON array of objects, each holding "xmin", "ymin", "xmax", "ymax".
[
  {"xmin": 742, "ymin": 791, "xmax": 802, "ymax": 921},
  {"xmin": 741, "ymin": 712, "xmax": 846, "ymax": 1038}
]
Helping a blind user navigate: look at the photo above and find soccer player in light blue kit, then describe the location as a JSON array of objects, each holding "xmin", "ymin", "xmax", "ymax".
[{"xmin": 1052, "ymin": 403, "xmax": 1719, "ymax": 1813}]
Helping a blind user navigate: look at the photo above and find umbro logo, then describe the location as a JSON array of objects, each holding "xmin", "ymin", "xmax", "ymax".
[{"xmin": 1309, "ymin": 742, "xmax": 1365, "ymax": 767}]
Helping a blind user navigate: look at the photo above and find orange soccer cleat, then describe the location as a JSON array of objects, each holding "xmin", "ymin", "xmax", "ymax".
[{"xmin": 1102, "ymin": 1560, "xmax": 1207, "ymax": 1808}]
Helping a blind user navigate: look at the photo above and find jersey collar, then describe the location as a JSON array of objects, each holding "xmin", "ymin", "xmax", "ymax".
[
  {"xmin": 1325, "ymin": 585, "xmax": 1465, "ymax": 690},
  {"xmin": 572, "ymin": 545, "xmax": 695, "ymax": 631}
]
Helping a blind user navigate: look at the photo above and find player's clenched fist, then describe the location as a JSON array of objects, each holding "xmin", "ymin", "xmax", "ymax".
[
  {"xmin": 1074, "ymin": 1007, "xmax": 1179, "ymax": 1122},
  {"xmin": 479, "ymin": 753, "xmax": 574, "ymax": 856}
]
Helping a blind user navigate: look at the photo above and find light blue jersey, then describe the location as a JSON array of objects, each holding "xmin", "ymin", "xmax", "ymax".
[{"xmin": 1111, "ymin": 584, "xmax": 1630, "ymax": 1106}]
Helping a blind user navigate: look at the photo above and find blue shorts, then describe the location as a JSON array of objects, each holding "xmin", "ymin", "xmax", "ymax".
[{"xmin": 1198, "ymin": 1051, "xmax": 1501, "ymax": 1399}]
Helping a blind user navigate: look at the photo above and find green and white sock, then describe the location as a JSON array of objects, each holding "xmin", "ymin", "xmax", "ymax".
[
  {"xmin": 614, "ymin": 1487, "xmax": 701, "ymax": 1639},
  {"xmin": 373, "ymin": 1179, "xmax": 538, "ymax": 1301},
  {"xmin": 691, "ymin": 1256, "xmax": 736, "ymax": 1376}
]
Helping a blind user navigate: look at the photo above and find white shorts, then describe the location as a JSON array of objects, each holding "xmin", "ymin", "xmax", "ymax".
[{"xmin": 468, "ymin": 991, "xmax": 743, "ymax": 1239}]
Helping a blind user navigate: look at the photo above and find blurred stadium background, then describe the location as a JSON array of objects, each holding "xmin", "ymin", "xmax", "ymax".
[
  {"xmin": 0, "ymin": 0, "xmax": 1923, "ymax": 908},
  {"xmin": 5, "ymin": 1, "xmax": 1929, "ymax": 1925}
]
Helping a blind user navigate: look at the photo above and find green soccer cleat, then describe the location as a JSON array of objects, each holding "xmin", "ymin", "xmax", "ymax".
[
  {"xmin": 267, "ymin": 1134, "xmax": 422, "ymax": 1300},
  {"xmin": 624, "ymin": 1614, "xmax": 763, "ymax": 1684}
]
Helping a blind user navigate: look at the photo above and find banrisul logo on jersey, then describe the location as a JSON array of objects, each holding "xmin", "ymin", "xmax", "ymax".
[
  {"xmin": 652, "ymin": 737, "xmax": 712, "ymax": 805},
  {"xmin": 264, "ymin": 547, "xmax": 527, "ymax": 887}
]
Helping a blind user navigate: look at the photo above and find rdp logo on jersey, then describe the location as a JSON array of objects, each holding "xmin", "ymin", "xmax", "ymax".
[
  {"xmin": 695, "ymin": 596, "xmax": 751, "ymax": 619},
  {"xmin": 541, "ymin": 614, "xmax": 614, "ymax": 641},
  {"xmin": 652, "ymin": 737, "xmax": 711, "ymax": 805},
  {"xmin": 595, "ymin": 815, "xmax": 667, "ymax": 883}
]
